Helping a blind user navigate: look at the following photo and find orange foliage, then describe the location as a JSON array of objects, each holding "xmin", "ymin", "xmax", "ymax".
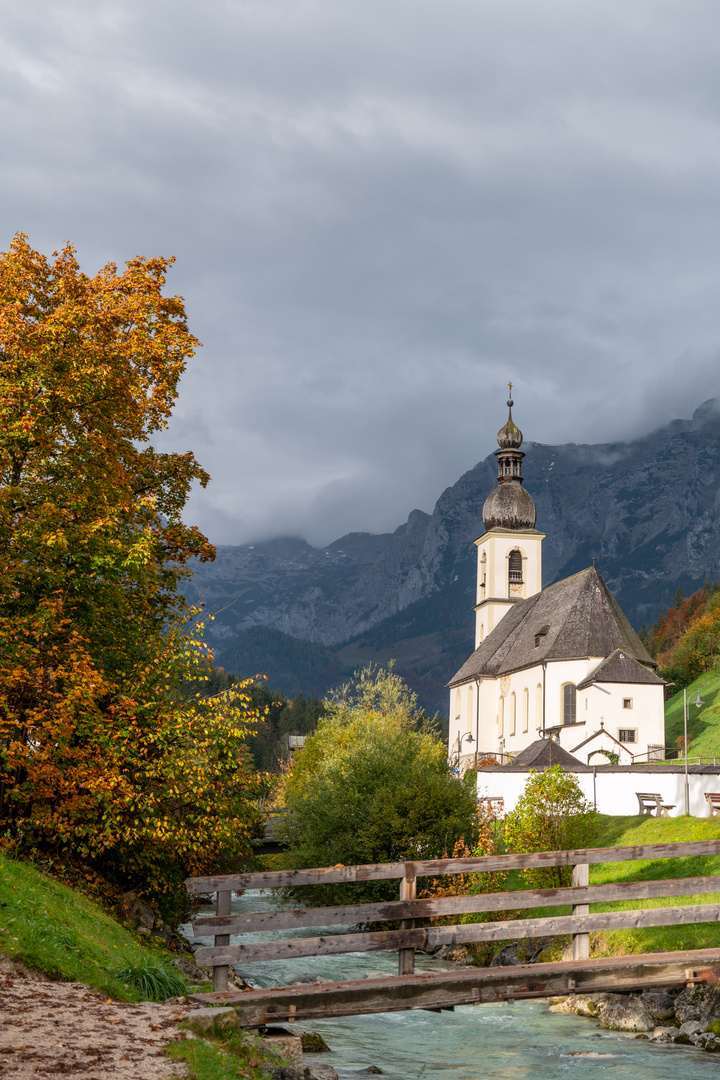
[{"xmin": 0, "ymin": 235, "xmax": 267, "ymax": 916}]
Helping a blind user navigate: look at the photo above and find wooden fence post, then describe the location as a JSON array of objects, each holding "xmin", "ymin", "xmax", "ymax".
[
  {"xmin": 213, "ymin": 889, "xmax": 232, "ymax": 992},
  {"xmin": 398, "ymin": 863, "xmax": 416, "ymax": 976},
  {"xmin": 572, "ymin": 863, "xmax": 589, "ymax": 962}
]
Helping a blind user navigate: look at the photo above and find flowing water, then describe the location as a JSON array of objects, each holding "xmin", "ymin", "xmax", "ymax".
[{"xmin": 183, "ymin": 890, "xmax": 718, "ymax": 1080}]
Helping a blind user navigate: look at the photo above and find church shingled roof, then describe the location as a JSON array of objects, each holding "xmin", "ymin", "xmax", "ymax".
[
  {"xmin": 448, "ymin": 566, "xmax": 656, "ymax": 687},
  {"xmin": 504, "ymin": 739, "xmax": 585, "ymax": 770},
  {"xmin": 576, "ymin": 648, "xmax": 665, "ymax": 690}
]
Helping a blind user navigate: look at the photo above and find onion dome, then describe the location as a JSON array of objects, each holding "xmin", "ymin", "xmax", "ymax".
[
  {"xmin": 482, "ymin": 482, "xmax": 537, "ymax": 530},
  {"xmin": 482, "ymin": 387, "xmax": 537, "ymax": 531},
  {"xmin": 497, "ymin": 396, "xmax": 523, "ymax": 450}
]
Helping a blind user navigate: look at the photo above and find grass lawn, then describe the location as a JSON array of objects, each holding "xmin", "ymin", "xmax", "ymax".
[
  {"xmin": 465, "ymin": 814, "xmax": 720, "ymax": 962},
  {"xmin": 0, "ymin": 852, "xmax": 189, "ymax": 1001},
  {"xmin": 665, "ymin": 672, "xmax": 720, "ymax": 757}
]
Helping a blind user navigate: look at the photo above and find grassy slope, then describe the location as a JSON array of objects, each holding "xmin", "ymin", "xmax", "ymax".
[
  {"xmin": 665, "ymin": 672, "xmax": 720, "ymax": 756},
  {"xmin": 0, "ymin": 852, "xmax": 187, "ymax": 1001},
  {"xmin": 0, "ymin": 854, "xmax": 281, "ymax": 1079}
]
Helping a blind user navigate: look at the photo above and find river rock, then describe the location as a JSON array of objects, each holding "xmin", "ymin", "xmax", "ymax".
[
  {"xmin": 184, "ymin": 1007, "xmax": 241, "ymax": 1034},
  {"xmin": 597, "ymin": 997, "xmax": 654, "ymax": 1032},
  {"xmin": 548, "ymin": 993, "xmax": 626, "ymax": 1016},
  {"xmin": 262, "ymin": 1028, "xmax": 303, "ymax": 1064},
  {"xmin": 651, "ymin": 1027, "xmax": 677, "ymax": 1042},
  {"xmin": 301, "ymin": 1032, "xmax": 331, "ymax": 1053},
  {"xmin": 489, "ymin": 940, "xmax": 549, "ymax": 967},
  {"xmin": 679, "ymin": 1020, "xmax": 705, "ymax": 1038},
  {"xmin": 674, "ymin": 985, "xmax": 720, "ymax": 1026},
  {"xmin": 638, "ymin": 992, "xmax": 677, "ymax": 1023},
  {"xmin": 436, "ymin": 945, "xmax": 471, "ymax": 963},
  {"xmin": 266, "ymin": 1068, "xmax": 338, "ymax": 1080},
  {"xmin": 305, "ymin": 1066, "xmax": 339, "ymax": 1080}
]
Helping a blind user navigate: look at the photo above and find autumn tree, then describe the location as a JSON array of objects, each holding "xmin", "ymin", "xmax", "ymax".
[{"xmin": 0, "ymin": 234, "xmax": 266, "ymax": 917}]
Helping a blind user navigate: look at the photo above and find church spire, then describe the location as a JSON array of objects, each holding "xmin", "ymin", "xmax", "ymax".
[{"xmin": 482, "ymin": 387, "xmax": 536, "ymax": 530}]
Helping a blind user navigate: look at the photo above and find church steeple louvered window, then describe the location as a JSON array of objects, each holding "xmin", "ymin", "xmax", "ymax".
[{"xmin": 508, "ymin": 549, "xmax": 523, "ymax": 597}]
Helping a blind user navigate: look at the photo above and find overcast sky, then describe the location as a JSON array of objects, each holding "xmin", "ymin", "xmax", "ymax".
[{"xmin": 4, "ymin": 0, "xmax": 720, "ymax": 546}]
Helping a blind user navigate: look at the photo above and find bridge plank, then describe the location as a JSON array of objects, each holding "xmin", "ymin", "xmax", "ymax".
[
  {"xmin": 192, "ymin": 874, "xmax": 720, "ymax": 936},
  {"xmin": 193, "ymin": 901, "xmax": 720, "ymax": 965},
  {"xmin": 185, "ymin": 840, "xmax": 720, "ymax": 893},
  {"xmin": 187, "ymin": 947, "xmax": 720, "ymax": 1024}
]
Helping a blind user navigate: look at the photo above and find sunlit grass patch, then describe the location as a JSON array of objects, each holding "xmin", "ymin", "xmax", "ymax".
[{"xmin": 0, "ymin": 852, "xmax": 189, "ymax": 1001}]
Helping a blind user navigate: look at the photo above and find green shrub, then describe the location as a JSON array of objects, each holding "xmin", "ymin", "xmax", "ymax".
[
  {"xmin": 279, "ymin": 666, "xmax": 478, "ymax": 905},
  {"xmin": 504, "ymin": 766, "xmax": 599, "ymax": 887}
]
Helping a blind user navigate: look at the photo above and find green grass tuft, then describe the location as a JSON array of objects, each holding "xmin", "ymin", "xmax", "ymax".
[{"xmin": 111, "ymin": 959, "xmax": 188, "ymax": 1001}]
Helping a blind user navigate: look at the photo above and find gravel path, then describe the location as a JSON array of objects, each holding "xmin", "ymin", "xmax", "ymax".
[{"xmin": 0, "ymin": 959, "xmax": 191, "ymax": 1078}]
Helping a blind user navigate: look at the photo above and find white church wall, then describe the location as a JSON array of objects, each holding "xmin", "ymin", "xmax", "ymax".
[
  {"xmin": 477, "ymin": 767, "xmax": 720, "ymax": 817},
  {"xmin": 567, "ymin": 729, "xmax": 635, "ymax": 766},
  {"xmin": 451, "ymin": 661, "xmax": 666, "ymax": 766},
  {"xmin": 574, "ymin": 681, "xmax": 665, "ymax": 759}
]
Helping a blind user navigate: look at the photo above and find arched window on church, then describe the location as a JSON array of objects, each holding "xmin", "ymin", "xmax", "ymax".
[
  {"xmin": 563, "ymin": 683, "xmax": 577, "ymax": 725},
  {"xmin": 508, "ymin": 549, "xmax": 523, "ymax": 597}
]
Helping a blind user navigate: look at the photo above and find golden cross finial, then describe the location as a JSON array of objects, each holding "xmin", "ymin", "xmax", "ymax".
[{"xmin": 508, "ymin": 380, "xmax": 512, "ymax": 396}]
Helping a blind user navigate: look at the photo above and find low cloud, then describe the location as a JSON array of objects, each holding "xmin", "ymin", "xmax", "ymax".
[{"xmin": 2, "ymin": 1, "xmax": 720, "ymax": 545}]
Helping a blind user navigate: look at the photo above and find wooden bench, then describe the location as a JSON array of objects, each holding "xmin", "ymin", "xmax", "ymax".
[
  {"xmin": 705, "ymin": 793, "xmax": 720, "ymax": 817},
  {"xmin": 636, "ymin": 792, "xmax": 675, "ymax": 817}
]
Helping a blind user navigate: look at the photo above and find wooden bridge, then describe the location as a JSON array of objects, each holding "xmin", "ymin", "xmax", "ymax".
[{"xmin": 185, "ymin": 840, "xmax": 720, "ymax": 1026}]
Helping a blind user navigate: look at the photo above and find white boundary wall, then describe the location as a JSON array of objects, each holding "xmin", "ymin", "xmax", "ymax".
[{"xmin": 477, "ymin": 767, "xmax": 720, "ymax": 817}]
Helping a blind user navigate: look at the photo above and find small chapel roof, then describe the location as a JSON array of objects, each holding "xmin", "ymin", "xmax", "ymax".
[
  {"xmin": 503, "ymin": 738, "xmax": 585, "ymax": 770},
  {"xmin": 448, "ymin": 566, "xmax": 656, "ymax": 687},
  {"xmin": 576, "ymin": 648, "xmax": 664, "ymax": 690}
]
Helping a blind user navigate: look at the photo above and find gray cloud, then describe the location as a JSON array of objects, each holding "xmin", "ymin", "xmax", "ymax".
[{"xmin": 3, "ymin": 0, "xmax": 720, "ymax": 545}]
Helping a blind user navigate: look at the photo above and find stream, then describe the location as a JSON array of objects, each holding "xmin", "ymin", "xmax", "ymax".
[{"xmin": 182, "ymin": 889, "xmax": 719, "ymax": 1079}]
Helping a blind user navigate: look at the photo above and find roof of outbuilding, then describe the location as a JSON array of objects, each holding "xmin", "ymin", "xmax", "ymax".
[
  {"xmin": 449, "ymin": 566, "xmax": 656, "ymax": 687},
  {"xmin": 508, "ymin": 739, "xmax": 585, "ymax": 770},
  {"xmin": 576, "ymin": 648, "xmax": 664, "ymax": 690}
]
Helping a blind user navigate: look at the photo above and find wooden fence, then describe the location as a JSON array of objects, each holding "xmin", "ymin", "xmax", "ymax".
[{"xmin": 186, "ymin": 839, "xmax": 720, "ymax": 995}]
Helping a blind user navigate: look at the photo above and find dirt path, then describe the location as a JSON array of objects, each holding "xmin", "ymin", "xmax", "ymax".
[{"xmin": 0, "ymin": 960, "xmax": 191, "ymax": 1078}]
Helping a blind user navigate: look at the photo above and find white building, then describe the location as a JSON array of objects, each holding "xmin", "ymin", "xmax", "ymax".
[{"xmin": 447, "ymin": 395, "xmax": 666, "ymax": 767}]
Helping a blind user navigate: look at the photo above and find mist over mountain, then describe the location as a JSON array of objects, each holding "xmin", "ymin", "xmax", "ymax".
[{"xmin": 186, "ymin": 401, "xmax": 720, "ymax": 712}]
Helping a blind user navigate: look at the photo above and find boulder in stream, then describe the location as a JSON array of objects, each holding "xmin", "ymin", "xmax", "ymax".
[
  {"xmin": 674, "ymin": 985, "xmax": 720, "ymax": 1027},
  {"xmin": 597, "ymin": 998, "xmax": 655, "ymax": 1032},
  {"xmin": 301, "ymin": 1032, "xmax": 331, "ymax": 1053}
]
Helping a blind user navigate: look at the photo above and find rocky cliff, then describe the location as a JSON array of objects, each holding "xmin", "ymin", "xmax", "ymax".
[{"xmin": 186, "ymin": 401, "xmax": 720, "ymax": 711}]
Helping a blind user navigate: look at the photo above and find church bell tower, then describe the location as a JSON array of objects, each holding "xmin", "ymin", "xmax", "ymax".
[{"xmin": 474, "ymin": 388, "xmax": 544, "ymax": 647}]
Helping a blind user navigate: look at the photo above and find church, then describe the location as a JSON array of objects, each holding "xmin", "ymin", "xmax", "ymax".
[{"xmin": 447, "ymin": 395, "xmax": 665, "ymax": 768}]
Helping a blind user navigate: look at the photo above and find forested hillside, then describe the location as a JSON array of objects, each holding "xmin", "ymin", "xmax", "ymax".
[{"xmin": 644, "ymin": 582, "xmax": 720, "ymax": 690}]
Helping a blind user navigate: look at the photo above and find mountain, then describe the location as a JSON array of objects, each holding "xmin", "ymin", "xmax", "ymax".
[{"xmin": 186, "ymin": 401, "xmax": 720, "ymax": 713}]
